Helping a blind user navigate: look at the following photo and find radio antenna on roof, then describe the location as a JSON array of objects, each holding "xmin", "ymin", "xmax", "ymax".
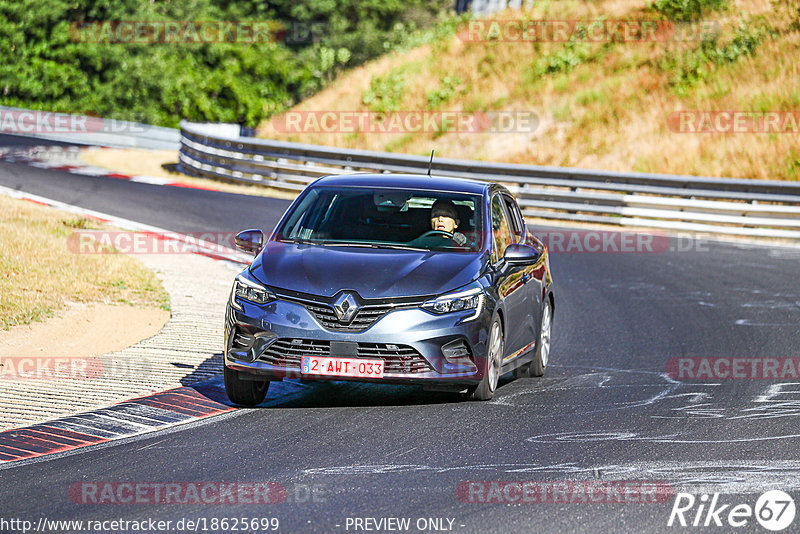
[{"xmin": 427, "ymin": 149, "xmax": 435, "ymax": 176}]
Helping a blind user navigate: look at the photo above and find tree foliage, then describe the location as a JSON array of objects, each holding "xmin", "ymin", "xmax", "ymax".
[{"xmin": 0, "ymin": 0, "xmax": 451, "ymax": 127}]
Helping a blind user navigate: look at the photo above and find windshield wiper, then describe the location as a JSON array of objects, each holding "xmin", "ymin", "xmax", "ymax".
[
  {"xmin": 281, "ymin": 238, "xmax": 318, "ymax": 245},
  {"xmin": 368, "ymin": 243, "xmax": 430, "ymax": 251},
  {"xmin": 319, "ymin": 241, "xmax": 372, "ymax": 248},
  {"xmin": 322, "ymin": 241, "xmax": 430, "ymax": 252}
]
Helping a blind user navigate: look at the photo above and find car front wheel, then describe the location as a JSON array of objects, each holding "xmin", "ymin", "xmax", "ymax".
[
  {"xmin": 224, "ymin": 364, "xmax": 269, "ymax": 406},
  {"xmin": 469, "ymin": 316, "xmax": 504, "ymax": 401}
]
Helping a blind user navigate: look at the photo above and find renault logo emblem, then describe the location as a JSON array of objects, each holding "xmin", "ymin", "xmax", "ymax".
[{"xmin": 333, "ymin": 292, "xmax": 359, "ymax": 323}]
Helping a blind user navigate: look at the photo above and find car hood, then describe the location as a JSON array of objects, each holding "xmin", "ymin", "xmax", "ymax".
[{"xmin": 249, "ymin": 241, "xmax": 486, "ymax": 299}]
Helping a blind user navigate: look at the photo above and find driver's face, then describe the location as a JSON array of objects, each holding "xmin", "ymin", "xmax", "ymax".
[{"xmin": 431, "ymin": 209, "xmax": 459, "ymax": 233}]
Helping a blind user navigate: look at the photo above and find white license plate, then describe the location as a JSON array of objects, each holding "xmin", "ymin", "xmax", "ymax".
[{"xmin": 300, "ymin": 356, "xmax": 384, "ymax": 378}]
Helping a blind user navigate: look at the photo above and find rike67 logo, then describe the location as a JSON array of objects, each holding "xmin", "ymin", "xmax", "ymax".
[{"xmin": 668, "ymin": 490, "xmax": 796, "ymax": 531}]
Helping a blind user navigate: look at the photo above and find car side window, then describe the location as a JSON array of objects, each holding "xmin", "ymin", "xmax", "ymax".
[
  {"xmin": 491, "ymin": 194, "xmax": 514, "ymax": 263},
  {"xmin": 502, "ymin": 194, "xmax": 525, "ymax": 241}
]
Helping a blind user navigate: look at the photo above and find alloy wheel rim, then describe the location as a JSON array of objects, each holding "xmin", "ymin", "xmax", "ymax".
[
  {"xmin": 540, "ymin": 303, "xmax": 551, "ymax": 367},
  {"xmin": 488, "ymin": 321, "xmax": 502, "ymax": 392}
]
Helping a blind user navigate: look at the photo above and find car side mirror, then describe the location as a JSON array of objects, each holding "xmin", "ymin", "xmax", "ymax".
[
  {"xmin": 235, "ymin": 229, "xmax": 264, "ymax": 254},
  {"xmin": 503, "ymin": 243, "xmax": 543, "ymax": 264}
]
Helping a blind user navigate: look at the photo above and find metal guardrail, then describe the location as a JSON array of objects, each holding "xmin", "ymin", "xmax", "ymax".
[
  {"xmin": 0, "ymin": 106, "xmax": 180, "ymax": 150},
  {"xmin": 178, "ymin": 120, "xmax": 800, "ymax": 239}
]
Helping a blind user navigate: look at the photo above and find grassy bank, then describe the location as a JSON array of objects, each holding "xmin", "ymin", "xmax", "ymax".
[
  {"xmin": 0, "ymin": 195, "xmax": 169, "ymax": 329},
  {"xmin": 258, "ymin": 0, "xmax": 799, "ymax": 180}
]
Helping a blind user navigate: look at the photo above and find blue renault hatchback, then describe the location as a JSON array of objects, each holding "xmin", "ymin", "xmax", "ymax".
[{"xmin": 224, "ymin": 174, "xmax": 554, "ymax": 404}]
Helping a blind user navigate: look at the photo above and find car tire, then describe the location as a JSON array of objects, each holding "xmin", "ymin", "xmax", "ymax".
[
  {"xmin": 529, "ymin": 300, "xmax": 552, "ymax": 377},
  {"xmin": 470, "ymin": 316, "xmax": 504, "ymax": 401},
  {"xmin": 224, "ymin": 364, "xmax": 269, "ymax": 406}
]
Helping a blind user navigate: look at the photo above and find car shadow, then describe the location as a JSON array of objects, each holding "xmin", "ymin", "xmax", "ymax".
[
  {"xmin": 178, "ymin": 353, "xmax": 516, "ymax": 408},
  {"xmin": 257, "ymin": 374, "xmax": 516, "ymax": 408},
  {"xmin": 176, "ymin": 352, "xmax": 226, "ymax": 386}
]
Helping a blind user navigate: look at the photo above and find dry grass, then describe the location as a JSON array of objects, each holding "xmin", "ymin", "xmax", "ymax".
[
  {"xmin": 257, "ymin": 0, "xmax": 799, "ymax": 180},
  {"xmin": 0, "ymin": 195, "xmax": 170, "ymax": 329}
]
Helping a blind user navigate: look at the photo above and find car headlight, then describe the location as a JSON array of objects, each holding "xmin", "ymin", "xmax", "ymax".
[
  {"xmin": 421, "ymin": 287, "xmax": 484, "ymax": 322},
  {"xmin": 231, "ymin": 274, "xmax": 275, "ymax": 310}
]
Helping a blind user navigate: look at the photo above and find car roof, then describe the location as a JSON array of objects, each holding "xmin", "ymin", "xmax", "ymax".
[{"xmin": 311, "ymin": 173, "xmax": 494, "ymax": 195}]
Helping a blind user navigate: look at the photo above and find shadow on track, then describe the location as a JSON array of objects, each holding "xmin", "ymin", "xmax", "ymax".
[{"xmin": 186, "ymin": 366, "xmax": 520, "ymax": 409}]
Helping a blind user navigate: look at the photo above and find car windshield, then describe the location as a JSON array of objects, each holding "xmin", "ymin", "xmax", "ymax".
[{"xmin": 275, "ymin": 186, "xmax": 484, "ymax": 252}]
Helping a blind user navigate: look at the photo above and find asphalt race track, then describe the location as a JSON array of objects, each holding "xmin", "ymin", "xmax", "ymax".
[{"xmin": 2, "ymin": 134, "xmax": 800, "ymax": 533}]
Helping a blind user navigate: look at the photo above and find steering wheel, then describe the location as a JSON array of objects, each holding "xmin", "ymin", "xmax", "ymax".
[{"xmin": 418, "ymin": 230, "xmax": 455, "ymax": 240}]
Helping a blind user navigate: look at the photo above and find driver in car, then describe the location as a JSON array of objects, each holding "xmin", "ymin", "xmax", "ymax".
[{"xmin": 429, "ymin": 199, "xmax": 467, "ymax": 246}]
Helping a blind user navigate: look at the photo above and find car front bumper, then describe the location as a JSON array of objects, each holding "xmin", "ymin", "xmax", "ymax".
[{"xmin": 224, "ymin": 296, "xmax": 492, "ymax": 388}]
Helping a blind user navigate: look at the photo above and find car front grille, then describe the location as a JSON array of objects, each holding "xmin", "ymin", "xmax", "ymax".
[
  {"xmin": 258, "ymin": 338, "xmax": 433, "ymax": 374},
  {"xmin": 270, "ymin": 287, "xmax": 430, "ymax": 332}
]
